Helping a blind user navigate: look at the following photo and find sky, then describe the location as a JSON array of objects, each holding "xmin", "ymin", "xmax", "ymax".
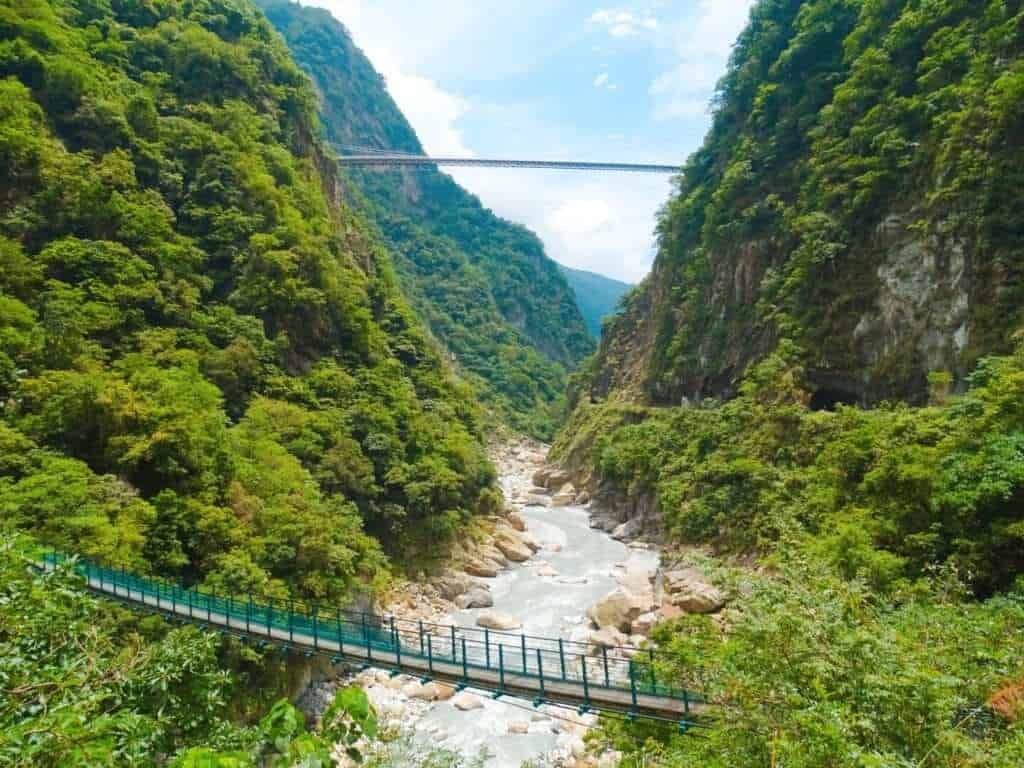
[{"xmin": 304, "ymin": 1, "xmax": 756, "ymax": 283}]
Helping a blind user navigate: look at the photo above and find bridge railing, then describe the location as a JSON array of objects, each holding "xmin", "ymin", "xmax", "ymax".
[{"xmin": 41, "ymin": 553, "xmax": 699, "ymax": 713}]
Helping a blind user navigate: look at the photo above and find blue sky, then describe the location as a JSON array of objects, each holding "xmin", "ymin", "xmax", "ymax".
[{"xmin": 305, "ymin": 1, "xmax": 755, "ymax": 282}]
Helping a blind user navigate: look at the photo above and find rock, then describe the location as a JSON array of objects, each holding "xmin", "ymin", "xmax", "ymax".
[
  {"xmin": 575, "ymin": 490, "xmax": 591, "ymax": 505},
  {"xmin": 432, "ymin": 570, "xmax": 473, "ymax": 600},
  {"xmin": 588, "ymin": 587, "xmax": 654, "ymax": 632},
  {"xmin": 507, "ymin": 511, "xmax": 527, "ymax": 531},
  {"xmin": 476, "ymin": 610, "xmax": 522, "ymax": 630},
  {"xmin": 384, "ymin": 675, "xmax": 404, "ymax": 690},
  {"xmin": 464, "ymin": 558, "xmax": 500, "ymax": 578},
  {"xmin": 526, "ymin": 494, "xmax": 552, "ymax": 507},
  {"xmin": 494, "ymin": 530, "xmax": 533, "ymax": 562},
  {"xmin": 661, "ymin": 568, "xmax": 726, "ymax": 613},
  {"xmin": 589, "ymin": 626, "xmax": 627, "ymax": 654},
  {"xmin": 536, "ymin": 563, "xmax": 560, "ymax": 578},
  {"xmin": 455, "ymin": 586, "xmax": 494, "ymax": 609},
  {"xmin": 569, "ymin": 736, "xmax": 587, "ymax": 759},
  {"xmin": 434, "ymin": 684, "xmax": 456, "ymax": 701},
  {"xmin": 531, "ymin": 711, "xmax": 550, "ymax": 722},
  {"xmin": 507, "ymin": 720, "xmax": 530, "ymax": 734},
  {"xmin": 521, "ymin": 532, "xmax": 542, "ymax": 553},
  {"xmin": 478, "ymin": 545, "xmax": 509, "ymax": 567},
  {"xmin": 451, "ymin": 692, "xmax": 483, "ymax": 711},
  {"xmin": 401, "ymin": 681, "xmax": 425, "ymax": 698},
  {"xmin": 552, "ymin": 483, "xmax": 577, "ymax": 505},
  {"xmin": 410, "ymin": 682, "xmax": 439, "ymax": 700},
  {"xmin": 631, "ymin": 611, "xmax": 658, "ymax": 636},
  {"xmin": 531, "ymin": 468, "xmax": 551, "ymax": 488},
  {"xmin": 610, "ymin": 518, "xmax": 642, "ymax": 541},
  {"xmin": 658, "ymin": 604, "xmax": 684, "ymax": 621}
]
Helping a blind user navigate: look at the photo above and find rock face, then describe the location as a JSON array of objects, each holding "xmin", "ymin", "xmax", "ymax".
[
  {"xmin": 533, "ymin": 466, "xmax": 573, "ymax": 490},
  {"xmin": 588, "ymin": 588, "xmax": 654, "ymax": 633},
  {"xmin": 659, "ymin": 568, "xmax": 726, "ymax": 614},
  {"xmin": 610, "ymin": 518, "xmax": 642, "ymax": 541},
  {"xmin": 476, "ymin": 610, "xmax": 522, "ymax": 630},
  {"xmin": 551, "ymin": 482, "xmax": 577, "ymax": 506}
]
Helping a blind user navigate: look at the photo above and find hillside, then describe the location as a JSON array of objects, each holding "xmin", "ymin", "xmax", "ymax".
[
  {"xmin": 558, "ymin": 264, "xmax": 633, "ymax": 339},
  {"xmin": 585, "ymin": 0, "xmax": 1024, "ymax": 408},
  {"xmin": 255, "ymin": 0, "xmax": 594, "ymax": 439},
  {"xmin": 0, "ymin": 0, "xmax": 498, "ymax": 602},
  {"xmin": 553, "ymin": 1, "xmax": 1024, "ymax": 765}
]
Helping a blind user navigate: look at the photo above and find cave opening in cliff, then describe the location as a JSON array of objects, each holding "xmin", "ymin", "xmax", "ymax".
[{"xmin": 809, "ymin": 387, "xmax": 860, "ymax": 412}]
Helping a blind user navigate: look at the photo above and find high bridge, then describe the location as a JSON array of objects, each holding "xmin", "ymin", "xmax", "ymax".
[
  {"xmin": 334, "ymin": 146, "xmax": 680, "ymax": 174},
  {"xmin": 41, "ymin": 553, "xmax": 702, "ymax": 728}
]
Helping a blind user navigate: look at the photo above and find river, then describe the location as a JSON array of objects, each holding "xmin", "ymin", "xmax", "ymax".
[{"xmin": 406, "ymin": 454, "xmax": 658, "ymax": 767}]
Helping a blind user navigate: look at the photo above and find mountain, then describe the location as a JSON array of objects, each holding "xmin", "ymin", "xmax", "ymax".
[
  {"xmin": 255, "ymin": 0, "xmax": 594, "ymax": 439},
  {"xmin": 0, "ymin": 0, "xmax": 499, "ymax": 601},
  {"xmin": 557, "ymin": 264, "xmax": 633, "ymax": 339},
  {"xmin": 584, "ymin": 0, "xmax": 1023, "ymax": 408},
  {"xmin": 551, "ymin": 2, "xmax": 1024, "ymax": 764}
]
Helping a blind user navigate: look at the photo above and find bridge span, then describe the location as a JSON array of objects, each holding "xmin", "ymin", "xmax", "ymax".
[
  {"xmin": 335, "ymin": 152, "xmax": 680, "ymax": 174},
  {"xmin": 41, "ymin": 554, "xmax": 703, "ymax": 727}
]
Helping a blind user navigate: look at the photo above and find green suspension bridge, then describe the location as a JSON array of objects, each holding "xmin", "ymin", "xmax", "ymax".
[{"xmin": 41, "ymin": 554, "xmax": 703, "ymax": 728}]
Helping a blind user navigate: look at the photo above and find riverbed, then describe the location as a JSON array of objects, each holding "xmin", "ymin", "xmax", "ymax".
[{"xmin": 404, "ymin": 455, "xmax": 658, "ymax": 767}]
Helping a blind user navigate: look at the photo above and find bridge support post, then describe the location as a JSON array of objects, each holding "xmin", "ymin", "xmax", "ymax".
[
  {"xmin": 484, "ymin": 628, "xmax": 490, "ymax": 668},
  {"xmin": 498, "ymin": 644, "xmax": 505, "ymax": 693},
  {"xmin": 418, "ymin": 620, "xmax": 424, "ymax": 655},
  {"xmin": 450, "ymin": 625, "xmax": 457, "ymax": 663},
  {"xmin": 206, "ymin": 590, "xmax": 212, "ymax": 623},
  {"xmin": 427, "ymin": 634, "xmax": 434, "ymax": 675},
  {"xmin": 559, "ymin": 639, "xmax": 566, "ymax": 680},
  {"xmin": 288, "ymin": 599, "xmax": 294, "ymax": 644},
  {"xmin": 394, "ymin": 622, "xmax": 402, "ymax": 668},
  {"xmin": 521, "ymin": 634, "xmax": 527, "ymax": 674},
  {"xmin": 536, "ymin": 649, "xmax": 545, "ymax": 698},
  {"xmin": 461, "ymin": 638, "xmax": 468, "ymax": 683},
  {"xmin": 313, "ymin": 605, "xmax": 319, "ymax": 651},
  {"xmin": 602, "ymin": 646, "xmax": 610, "ymax": 687},
  {"xmin": 246, "ymin": 597, "xmax": 252, "ymax": 634},
  {"xmin": 628, "ymin": 660, "xmax": 638, "ymax": 712},
  {"xmin": 649, "ymin": 647, "xmax": 657, "ymax": 691},
  {"xmin": 581, "ymin": 654, "xmax": 590, "ymax": 706},
  {"xmin": 188, "ymin": 587, "xmax": 193, "ymax": 620}
]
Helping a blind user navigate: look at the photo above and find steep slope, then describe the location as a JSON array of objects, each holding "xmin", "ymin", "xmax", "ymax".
[
  {"xmin": 255, "ymin": 0, "xmax": 594, "ymax": 438},
  {"xmin": 587, "ymin": 0, "xmax": 1024, "ymax": 407},
  {"xmin": 0, "ymin": 0, "xmax": 498, "ymax": 602},
  {"xmin": 558, "ymin": 264, "xmax": 633, "ymax": 339}
]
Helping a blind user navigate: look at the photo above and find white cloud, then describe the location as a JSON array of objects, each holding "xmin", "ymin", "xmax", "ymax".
[
  {"xmin": 588, "ymin": 8, "xmax": 659, "ymax": 38},
  {"xmin": 593, "ymin": 72, "xmax": 610, "ymax": 88},
  {"xmin": 548, "ymin": 199, "xmax": 611, "ymax": 237},
  {"xmin": 649, "ymin": 0, "xmax": 755, "ymax": 120}
]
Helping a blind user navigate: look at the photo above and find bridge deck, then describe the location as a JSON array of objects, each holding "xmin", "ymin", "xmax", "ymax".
[
  {"xmin": 40, "ymin": 555, "xmax": 701, "ymax": 722},
  {"xmin": 336, "ymin": 155, "xmax": 680, "ymax": 174}
]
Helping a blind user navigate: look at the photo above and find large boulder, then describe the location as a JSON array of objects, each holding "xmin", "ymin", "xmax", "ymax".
[
  {"xmin": 452, "ymin": 692, "xmax": 483, "ymax": 711},
  {"xmin": 533, "ymin": 466, "xmax": 572, "ymax": 490},
  {"xmin": 464, "ymin": 558, "xmax": 500, "ymax": 578},
  {"xmin": 476, "ymin": 610, "xmax": 522, "ymax": 630},
  {"xmin": 660, "ymin": 568, "xmax": 726, "ymax": 614},
  {"xmin": 432, "ymin": 570, "xmax": 473, "ymax": 601},
  {"xmin": 494, "ymin": 530, "xmax": 532, "ymax": 562},
  {"xmin": 526, "ymin": 494, "xmax": 552, "ymax": 507},
  {"xmin": 575, "ymin": 490, "xmax": 592, "ymax": 505},
  {"xmin": 507, "ymin": 511, "xmax": 527, "ymax": 532},
  {"xmin": 551, "ymin": 483, "xmax": 577, "ymax": 506},
  {"xmin": 588, "ymin": 587, "xmax": 654, "ymax": 632},
  {"xmin": 588, "ymin": 626, "xmax": 628, "ymax": 654},
  {"xmin": 631, "ymin": 611, "xmax": 659, "ymax": 636},
  {"xmin": 610, "ymin": 518, "xmax": 642, "ymax": 541},
  {"xmin": 455, "ymin": 586, "xmax": 494, "ymax": 609}
]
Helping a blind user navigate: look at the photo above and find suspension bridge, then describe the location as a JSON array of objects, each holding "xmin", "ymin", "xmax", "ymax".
[
  {"xmin": 40, "ymin": 553, "xmax": 703, "ymax": 728},
  {"xmin": 334, "ymin": 146, "xmax": 680, "ymax": 174}
]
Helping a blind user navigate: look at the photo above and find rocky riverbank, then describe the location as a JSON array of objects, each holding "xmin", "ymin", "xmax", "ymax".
[{"xmin": 326, "ymin": 438, "xmax": 729, "ymax": 768}]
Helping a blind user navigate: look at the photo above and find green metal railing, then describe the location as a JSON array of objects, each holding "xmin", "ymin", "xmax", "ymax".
[{"xmin": 40, "ymin": 553, "xmax": 699, "ymax": 719}]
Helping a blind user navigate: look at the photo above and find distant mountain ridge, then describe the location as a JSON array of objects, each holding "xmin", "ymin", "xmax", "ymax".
[
  {"xmin": 256, "ymin": 0, "xmax": 594, "ymax": 438},
  {"xmin": 557, "ymin": 265, "xmax": 632, "ymax": 339}
]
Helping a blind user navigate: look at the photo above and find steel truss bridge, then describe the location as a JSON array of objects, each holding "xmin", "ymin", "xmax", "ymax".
[
  {"xmin": 334, "ymin": 146, "xmax": 680, "ymax": 174},
  {"xmin": 41, "ymin": 553, "xmax": 703, "ymax": 728}
]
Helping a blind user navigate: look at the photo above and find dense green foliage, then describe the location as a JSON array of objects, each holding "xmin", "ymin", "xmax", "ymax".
[
  {"xmin": 255, "ymin": 0, "xmax": 594, "ymax": 439},
  {"xmin": 558, "ymin": 340, "xmax": 1024, "ymax": 764},
  {"xmin": 1, "ymin": 545, "xmax": 380, "ymax": 767},
  {"xmin": 589, "ymin": 0, "xmax": 1024, "ymax": 405},
  {"xmin": 0, "ymin": 0, "xmax": 500, "ymax": 602},
  {"xmin": 557, "ymin": 265, "xmax": 632, "ymax": 339}
]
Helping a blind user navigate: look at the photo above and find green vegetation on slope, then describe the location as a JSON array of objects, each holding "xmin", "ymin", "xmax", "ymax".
[
  {"xmin": 558, "ymin": 264, "xmax": 632, "ymax": 339},
  {"xmin": 590, "ymin": 0, "xmax": 1024, "ymax": 406},
  {"xmin": 255, "ymin": 0, "xmax": 594, "ymax": 439},
  {"xmin": 555, "ymin": 1, "xmax": 1024, "ymax": 763},
  {"xmin": 0, "ymin": 0, "xmax": 499, "ymax": 605},
  {"xmin": 559, "ymin": 340, "xmax": 1024, "ymax": 765}
]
